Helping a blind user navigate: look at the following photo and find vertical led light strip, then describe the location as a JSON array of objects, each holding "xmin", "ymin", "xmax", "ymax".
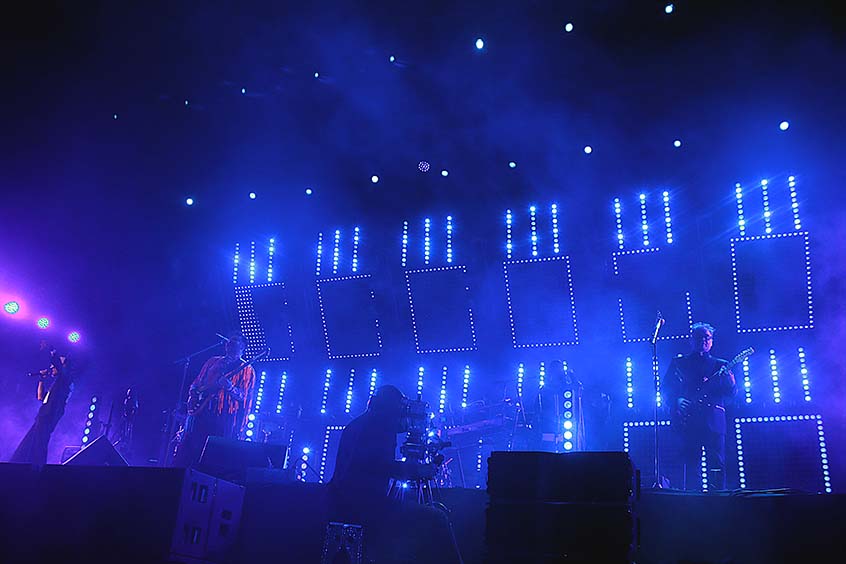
[
  {"xmin": 626, "ymin": 357, "xmax": 634, "ymax": 409},
  {"xmin": 817, "ymin": 416, "xmax": 832, "ymax": 493},
  {"xmin": 439, "ymin": 366, "xmax": 448, "ymax": 414},
  {"xmin": 653, "ymin": 354, "xmax": 662, "ymax": 408},
  {"xmin": 639, "ymin": 193, "xmax": 650, "ymax": 247},
  {"xmin": 529, "ymin": 206, "xmax": 539, "ymax": 257},
  {"xmin": 345, "ymin": 369, "xmax": 355, "ymax": 414},
  {"xmin": 517, "ymin": 363, "xmax": 525, "ymax": 398},
  {"xmin": 315, "ymin": 232, "xmax": 324, "ymax": 276},
  {"xmin": 769, "ymin": 349, "xmax": 781, "ymax": 403},
  {"xmin": 476, "ymin": 438, "xmax": 484, "ymax": 483},
  {"xmin": 742, "ymin": 358, "xmax": 752, "ymax": 404},
  {"xmin": 267, "ymin": 238, "xmax": 276, "ymax": 282},
  {"xmin": 761, "ymin": 179, "xmax": 773, "ymax": 234},
  {"xmin": 613, "ymin": 198, "xmax": 624, "ymax": 250},
  {"xmin": 233, "ymin": 243, "xmax": 241, "ymax": 284},
  {"xmin": 276, "ymin": 371, "xmax": 288, "ymax": 414},
  {"xmin": 352, "ymin": 227, "xmax": 360, "ymax": 273},
  {"xmin": 401, "ymin": 221, "xmax": 409, "ymax": 268},
  {"xmin": 538, "ymin": 361, "xmax": 546, "ymax": 389},
  {"xmin": 369, "ymin": 369, "xmax": 378, "ymax": 397},
  {"xmin": 700, "ymin": 447, "xmax": 709, "ymax": 492},
  {"xmin": 245, "ymin": 414, "xmax": 256, "ymax": 441},
  {"xmin": 249, "ymin": 241, "xmax": 257, "ymax": 284},
  {"xmin": 735, "ymin": 183, "xmax": 746, "ymax": 236},
  {"xmin": 550, "ymin": 204, "xmax": 560, "ymax": 254},
  {"xmin": 446, "ymin": 215, "xmax": 454, "ymax": 264},
  {"xmin": 417, "ymin": 366, "xmax": 425, "ymax": 398},
  {"xmin": 82, "ymin": 395, "xmax": 98, "ymax": 444},
  {"xmin": 505, "ymin": 209, "xmax": 514, "ymax": 259},
  {"xmin": 332, "ymin": 230, "xmax": 341, "ymax": 275},
  {"xmin": 735, "ymin": 420, "xmax": 746, "ymax": 488},
  {"xmin": 789, "ymin": 176, "xmax": 801, "ymax": 230},
  {"xmin": 254, "ymin": 371, "xmax": 267, "ymax": 413},
  {"xmin": 798, "ymin": 347, "xmax": 811, "ymax": 402},
  {"xmin": 662, "ymin": 191, "xmax": 673, "ymax": 244},
  {"xmin": 320, "ymin": 369, "xmax": 332, "ymax": 414},
  {"xmin": 462, "ymin": 365, "xmax": 470, "ymax": 408},
  {"xmin": 424, "ymin": 218, "xmax": 431, "ymax": 265}
]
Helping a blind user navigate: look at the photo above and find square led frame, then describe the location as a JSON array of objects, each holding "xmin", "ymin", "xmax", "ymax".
[
  {"xmin": 316, "ymin": 274, "xmax": 383, "ymax": 360},
  {"xmin": 319, "ymin": 425, "xmax": 346, "ymax": 484},
  {"xmin": 730, "ymin": 231, "xmax": 814, "ymax": 333},
  {"xmin": 234, "ymin": 283, "xmax": 294, "ymax": 361},
  {"xmin": 405, "ymin": 265, "xmax": 478, "ymax": 354},
  {"xmin": 734, "ymin": 415, "xmax": 831, "ymax": 493},
  {"xmin": 502, "ymin": 256, "xmax": 579, "ymax": 348}
]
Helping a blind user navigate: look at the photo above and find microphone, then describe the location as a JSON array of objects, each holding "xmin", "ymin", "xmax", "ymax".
[
  {"xmin": 650, "ymin": 312, "xmax": 665, "ymax": 345},
  {"xmin": 216, "ymin": 333, "xmax": 230, "ymax": 342}
]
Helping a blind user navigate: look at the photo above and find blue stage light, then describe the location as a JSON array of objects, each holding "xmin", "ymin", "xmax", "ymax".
[
  {"xmin": 332, "ymin": 230, "xmax": 341, "ymax": 275},
  {"xmin": 352, "ymin": 227, "xmax": 360, "ymax": 273},
  {"xmin": 584, "ymin": 145, "xmax": 592, "ymax": 154},
  {"xmin": 241, "ymin": 88, "xmax": 246, "ymax": 94},
  {"xmin": 508, "ymin": 161, "xmax": 516, "ymax": 168},
  {"xmin": 305, "ymin": 188, "xmax": 313, "ymax": 195},
  {"xmin": 314, "ymin": 72, "xmax": 319, "ymax": 78},
  {"xmin": 639, "ymin": 193, "xmax": 650, "ymax": 247},
  {"xmin": 345, "ymin": 369, "xmax": 355, "ymax": 414},
  {"xmin": 249, "ymin": 241, "xmax": 256, "ymax": 284},
  {"xmin": 3, "ymin": 301, "xmax": 19, "ymax": 315},
  {"xmin": 389, "ymin": 55, "xmax": 395, "ymax": 62},
  {"xmin": 267, "ymin": 238, "xmax": 275, "ymax": 282},
  {"xmin": 441, "ymin": 170, "xmax": 448, "ymax": 177},
  {"xmin": 665, "ymin": 4, "xmax": 674, "ymax": 14},
  {"xmin": 401, "ymin": 221, "xmax": 409, "ymax": 268},
  {"xmin": 779, "ymin": 121, "xmax": 789, "ymax": 131},
  {"xmin": 315, "ymin": 232, "xmax": 324, "ymax": 276},
  {"xmin": 418, "ymin": 161, "xmax": 430, "ymax": 173},
  {"xmin": 371, "ymin": 175, "xmax": 379, "ymax": 184},
  {"xmin": 185, "ymin": 197, "xmax": 194, "ymax": 206},
  {"xmin": 276, "ymin": 371, "xmax": 288, "ymax": 414},
  {"xmin": 475, "ymin": 38, "xmax": 484, "ymax": 50},
  {"xmin": 249, "ymin": 192, "xmax": 256, "ymax": 200},
  {"xmin": 113, "ymin": 114, "xmax": 118, "ymax": 120},
  {"xmin": 37, "ymin": 317, "xmax": 50, "ymax": 329},
  {"xmin": 565, "ymin": 22, "xmax": 574, "ymax": 32},
  {"xmin": 68, "ymin": 331, "xmax": 81, "ymax": 344},
  {"xmin": 673, "ymin": 139, "xmax": 682, "ymax": 148}
]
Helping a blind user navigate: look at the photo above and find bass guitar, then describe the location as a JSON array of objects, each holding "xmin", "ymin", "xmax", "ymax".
[
  {"xmin": 186, "ymin": 348, "xmax": 269, "ymax": 416},
  {"xmin": 672, "ymin": 347, "xmax": 754, "ymax": 427}
]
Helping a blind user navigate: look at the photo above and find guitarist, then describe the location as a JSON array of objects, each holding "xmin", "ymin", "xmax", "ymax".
[
  {"xmin": 665, "ymin": 322, "xmax": 737, "ymax": 490},
  {"xmin": 173, "ymin": 334, "xmax": 256, "ymax": 467}
]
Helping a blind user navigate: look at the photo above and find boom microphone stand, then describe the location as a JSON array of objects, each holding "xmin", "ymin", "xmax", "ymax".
[
  {"xmin": 159, "ymin": 336, "xmax": 226, "ymax": 466},
  {"xmin": 650, "ymin": 312, "xmax": 669, "ymax": 489}
]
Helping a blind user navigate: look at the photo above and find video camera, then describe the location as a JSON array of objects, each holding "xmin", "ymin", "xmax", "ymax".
[{"xmin": 398, "ymin": 395, "xmax": 450, "ymax": 465}]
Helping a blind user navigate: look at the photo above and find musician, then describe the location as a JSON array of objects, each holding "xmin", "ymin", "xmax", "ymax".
[
  {"xmin": 172, "ymin": 334, "xmax": 256, "ymax": 467},
  {"xmin": 329, "ymin": 385, "xmax": 460, "ymax": 563},
  {"xmin": 9, "ymin": 341, "xmax": 75, "ymax": 464},
  {"xmin": 664, "ymin": 322, "xmax": 737, "ymax": 490}
]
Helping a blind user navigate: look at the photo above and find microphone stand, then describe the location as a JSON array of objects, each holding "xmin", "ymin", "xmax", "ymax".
[
  {"xmin": 159, "ymin": 338, "xmax": 226, "ymax": 467},
  {"xmin": 650, "ymin": 315, "xmax": 668, "ymax": 489}
]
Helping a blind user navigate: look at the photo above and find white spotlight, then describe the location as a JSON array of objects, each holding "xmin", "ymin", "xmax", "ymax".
[
  {"xmin": 565, "ymin": 22, "xmax": 574, "ymax": 32},
  {"xmin": 779, "ymin": 121, "xmax": 790, "ymax": 131},
  {"xmin": 185, "ymin": 197, "xmax": 194, "ymax": 206},
  {"xmin": 674, "ymin": 139, "xmax": 682, "ymax": 148},
  {"xmin": 584, "ymin": 145, "xmax": 593, "ymax": 154},
  {"xmin": 475, "ymin": 38, "xmax": 485, "ymax": 50},
  {"xmin": 371, "ymin": 175, "xmax": 379, "ymax": 184},
  {"xmin": 508, "ymin": 161, "xmax": 517, "ymax": 169},
  {"xmin": 249, "ymin": 192, "xmax": 256, "ymax": 200},
  {"xmin": 305, "ymin": 188, "xmax": 313, "ymax": 195},
  {"xmin": 389, "ymin": 55, "xmax": 395, "ymax": 62},
  {"xmin": 665, "ymin": 4, "xmax": 674, "ymax": 14},
  {"xmin": 441, "ymin": 170, "xmax": 449, "ymax": 177}
]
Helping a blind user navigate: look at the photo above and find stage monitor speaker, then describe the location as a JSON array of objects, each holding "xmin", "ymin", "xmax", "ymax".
[
  {"xmin": 62, "ymin": 435, "xmax": 128, "ymax": 466},
  {"xmin": 198, "ymin": 436, "xmax": 287, "ymax": 483}
]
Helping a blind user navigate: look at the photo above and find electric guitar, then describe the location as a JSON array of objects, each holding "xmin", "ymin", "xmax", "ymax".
[
  {"xmin": 186, "ymin": 348, "xmax": 269, "ymax": 416},
  {"xmin": 672, "ymin": 347, "xmax": 754, "ymax": 427}
]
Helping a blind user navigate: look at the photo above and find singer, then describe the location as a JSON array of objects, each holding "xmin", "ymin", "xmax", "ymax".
[
  {"xmin": 663, "ymin": 322, "xmax": 737, "ymax": 490},
  {"xmin": 172, "ymin": 333, "xmax": 256, "ymax": 467}
]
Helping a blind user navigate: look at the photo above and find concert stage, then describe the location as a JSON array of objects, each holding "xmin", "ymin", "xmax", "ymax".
[{"xmin": 0, "ymin": 462, "xmax": 841, "ymax": 563}]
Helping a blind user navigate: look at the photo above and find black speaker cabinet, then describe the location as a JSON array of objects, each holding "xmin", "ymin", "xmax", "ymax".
[{"xmin": 198, "ymin": 435, "xmax": 286, "ymax": 483}]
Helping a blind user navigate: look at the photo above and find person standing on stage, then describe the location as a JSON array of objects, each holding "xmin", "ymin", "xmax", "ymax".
[
  {"xmin": 9, "ymin": 341, "xmax": 76, "ymax": 464},
  {"xmin": 172, "ymin": 334, "xmax": 256, "ymax": 467},
  {"xmin": 664, "ymin": 322, "xmax": 737, "ymax": 490}
]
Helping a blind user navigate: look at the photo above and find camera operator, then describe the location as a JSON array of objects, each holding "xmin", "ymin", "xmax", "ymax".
[{"xmin": 329, "ymin": 385, "xmax": 461, "ymax": 564}]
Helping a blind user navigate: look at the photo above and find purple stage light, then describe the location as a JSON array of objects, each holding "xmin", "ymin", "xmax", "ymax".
[
  {"xmin": 418, "ymin": 161, "xmax": 430, "ymax": 173},
  {"xmin": 36, "ymin": 317, "xmax": 50, "ymax": 329},
  {"xmin": 67, "ymin": 331, "xmax": 81, "ymax": 344},
  {"xmin": 3, "ymin": 301, "xmax": 20, "ymax": 315}
]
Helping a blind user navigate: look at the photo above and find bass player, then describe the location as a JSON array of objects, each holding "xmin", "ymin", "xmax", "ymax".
[
  {"xmin": 664, "ymin": 322, "xmax": 737, "ymax": 490},
  {"xmin": 172, "ymin": 334, "xmax": 256, "ymax": 467}
]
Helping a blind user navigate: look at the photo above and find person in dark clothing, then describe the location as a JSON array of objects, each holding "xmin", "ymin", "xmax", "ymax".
[
  {"xmin": 664, "ymin": 322, "xmax": 737, "ymax": 490},
  {"xmin": 10, "ymin": 342, "xmax": 75, "ymax": 465},
  {"xmin": 329, "ymin": 385, "xmax": 461, "ymax": 564}
]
